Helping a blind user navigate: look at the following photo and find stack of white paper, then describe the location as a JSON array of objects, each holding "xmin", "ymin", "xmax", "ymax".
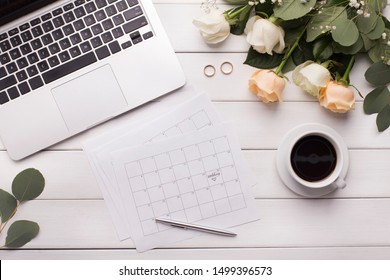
[{"xmin": 83, "ymin": 86, "xmax": 259, "ymax": 252}]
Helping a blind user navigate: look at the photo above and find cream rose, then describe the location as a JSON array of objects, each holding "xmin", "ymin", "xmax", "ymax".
[
  {"xmin": 319, "ymin": 81, "xmax": 355, "ymax": 113},
  {"xmin": 244, "ymin": 16, "xmax": 285, "ymax": 55},
  {"xmin": 192, "ymin": 8, "xmax": 230, "ymax": 44},
  {"xmin": 292, "ymin": 61, "xmax": 332, "ymax": 97},
  {"xmin": 248, "ymin": 69, "xmax": 285, "ymax": 103}
]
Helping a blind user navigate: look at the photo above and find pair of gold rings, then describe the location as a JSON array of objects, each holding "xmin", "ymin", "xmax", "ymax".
[{"xmin": 204, "ymin": 62, "xmax": 233, "ymax": 77}]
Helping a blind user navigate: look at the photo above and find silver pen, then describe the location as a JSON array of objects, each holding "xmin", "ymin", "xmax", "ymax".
[{"xmin": 155, "ymin": 217, "xmax": 237, "ymax": 237}]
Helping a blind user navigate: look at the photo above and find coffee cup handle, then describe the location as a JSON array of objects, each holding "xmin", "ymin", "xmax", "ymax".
[{"xmin": 333, "ymin": 177, "xmax": 347, "ymax": 189}]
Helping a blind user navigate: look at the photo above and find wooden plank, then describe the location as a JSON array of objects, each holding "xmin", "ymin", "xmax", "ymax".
[
  {"xmin": 2, "ymin": 247, "xmax": 390, "ymax": 260},
  {"xmin": 1, "ymin": 199, "xmax": 390, "ymax": 249},
  {"xmin": 1, "ymin": 102, "xmax": 388, "ymax": 151},
  {"xmin": 1, "ymin": 150, "xmax": 390, "ymax": 199}
]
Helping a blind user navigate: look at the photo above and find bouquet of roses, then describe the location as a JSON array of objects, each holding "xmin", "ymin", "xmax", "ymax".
[{"xmin": 193, "ymin": 0, "xmax": 390, "ymax": 132}]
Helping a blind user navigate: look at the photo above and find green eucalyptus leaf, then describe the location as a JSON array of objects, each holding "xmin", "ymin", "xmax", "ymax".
[
  {"xmin": 223, "ymin": 0, "xmax": 248, "ymax": 4},
  {"xmin": 361, "ymin": 34, "xmax": 377, "ymax": 51},
  {"xmin": 332, "ymin": 18, "xmax": 359, "ymax": 47},
  {"xmin": 357, "ymin": 14, "xmax": 379, "ymax": 34},
  {"xmin": 255, "ymin": 0, "xmax": 274, "ymax": 18},
  {"xmin": 365, "ymin": 62, "xmax": 390, "ymax": 86},
  {"xmin": 306, "ymin": 6, "xmax": 346, "ymax": 42},
  {"xmin": 244, "ymin": 47, "xmax": 284, "ymax": 69},
  {"xmin": 363, "ymin": 86, "xmax": 390, "ymax": 114},
  {"xmin": 325, "ymin": 0, "xmax": 348, "ymax": 6},
  {"xmin": 273, "ymin": 0, "xmax": 316, "ymax": 21},
  {"xmin": 0, "ymin": 189, "xmax": 17, "ymax": 223},
  {"xmin": 292, "ymin": 40, "xmax": 314, "ymax": 65},
  {"xmin": 313, "ymin": 37, "xmax": 333, "ymax": 60},
  {"xmin": 367, "ymin": 0, "xmax": 387, "ymax": 12},
  {"xmin": 12, "ymin": 168, "xmax": 45, "ymax": 202},
  {"xmin": 281, "ymin": 56, "xmax": 296, "ymax": 74},
  {"xmin": 376, "ymin": 104, "xmax": 390, "ymax": 132},
  {"xmin": 333, "ymin": 36, "xmax": 363, "ymax": 55},
  {"xmin": 5, "ymin": 220, "xmax": 39, "ymax": 248},
  {"xmin": 367, "ymin": 17, "xmax": 385, "ymax": 40}
]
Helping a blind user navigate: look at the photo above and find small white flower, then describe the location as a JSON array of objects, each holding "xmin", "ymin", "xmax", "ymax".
[
  {"xmin": 360, "ymin": 1, "xmax": 365, "ymax": 5},
  {"xmin": 260, "ymin": 0, "xmax": 266, "ymax": 3},
  {"xmin": 357, "ymin": 9, "xmax": 363, "ymax": 15},
  {"xmin": 387, "ymin": 41, "xmax": 390, "ymax": 46},
  {"xmin": 248, "ymin": 1, "xmax": 255, "ymax": 5},
  {"xmin": 382, "ymin": 32, "xmax": 387, "ymax": 39},
  {"xmin": 332, "ymin": 26, "xmax": 336, "ymax": 30},
  {"xmin": 364, "ymin": 12, "xmax": 371, "ymax": 17}
]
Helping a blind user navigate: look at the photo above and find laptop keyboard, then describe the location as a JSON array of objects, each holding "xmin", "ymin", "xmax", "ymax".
[{"xmin": 0, "ymin": 0, "xmax": 153, "ymax": 105}]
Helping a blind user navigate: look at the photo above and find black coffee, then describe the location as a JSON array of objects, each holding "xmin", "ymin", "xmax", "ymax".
[{"xmin": 290, "ymin": 135, "xmax": 337, "ymax": 182}]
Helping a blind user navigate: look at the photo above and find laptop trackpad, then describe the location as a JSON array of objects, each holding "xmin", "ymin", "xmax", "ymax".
[{"xmin": 52, "ymin": 65, "xmax": 127, "ymax": 133}]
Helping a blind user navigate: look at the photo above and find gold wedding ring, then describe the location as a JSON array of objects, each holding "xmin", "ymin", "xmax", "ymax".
[
  {"xmin": 220, "ymin": 61, "xmax": 233, "ymax": 75},
  {"xmin": 204, "ymin": 64, "xmax": 216, "ymax": 77}
]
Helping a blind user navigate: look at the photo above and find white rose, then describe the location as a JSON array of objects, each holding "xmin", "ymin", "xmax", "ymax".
[
  {"xmin": 244, "ymin": 16, "xmax": 285, "ymax": 55},
  {"xmin": 192, "ymin": 8, "xmax": 230, "ymax": 44},
  {"xmin": 292, "ymin": 61, "xmax": 332, "ymax": 97}
]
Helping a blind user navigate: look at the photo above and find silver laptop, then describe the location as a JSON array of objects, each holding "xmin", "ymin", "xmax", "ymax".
[{"xmin": 0, "ymin": 0, "xmax": 185, "ymax": 160}]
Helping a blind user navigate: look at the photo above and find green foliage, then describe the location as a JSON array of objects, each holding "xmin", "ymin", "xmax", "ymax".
[
  {"xmin": 333, "ymin": 36, "xmax": 363, "ymax": 55},
  {"xmin": 363, "ymin": 87, "xmax": 390, "ymax": 132},
  {"xmin": 230, "ymin": 5, "xmax": 253, "ymax": 35},
  {"xmin": 306, "ymin": 6, "xmax": 346, "ymax": 42},
  {"xmin": 0, "ymin": 189, "xmax": 17, "ymax": 223},
  {"xmin": 223, "ymin": 0, "xmax": 248, "ymax": 4},
  {"xmin": 365, "ymin": 62, "xmax": 390, "ymax": 86},
  {"xmin": 331, "ymin": 18, "xmax": 359, "ymax": 47},
  {"xmin": 1, "ymin": 168, "xmax": 45, "ymax": 248},
  {"xmin": 12, "ymin": 168, "xmax": 44, "ymax": 202},
  {"xmin": 313, "ymin": 37, "xmax": 333, "ymax": 60},
  {"xmin": 273, "ymin": 0, "xmax": 316, "ymax": 21},
  {"xmin": 366, "ymin": 17, "xmax": 385, "ymax": 40},
  {"xmin": 5, "ymin": 220, "xmax": 39, "ymax": 248},
  {"xmin": 244, "ymin": 47, "xmax": 284, "ymax": 69}
]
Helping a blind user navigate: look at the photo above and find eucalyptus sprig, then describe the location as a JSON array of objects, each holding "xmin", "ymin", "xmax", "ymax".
[{"xmin": 0, "ymin": 168, "xmax": 45, "ymax": 248}]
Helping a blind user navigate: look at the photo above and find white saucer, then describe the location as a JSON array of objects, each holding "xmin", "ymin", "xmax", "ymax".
[{"xmin": 276, "ymin": 123, "xmax": 349, "ymax": 197}]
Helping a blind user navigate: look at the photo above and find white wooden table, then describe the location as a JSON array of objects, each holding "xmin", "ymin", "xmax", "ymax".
[{"xmin": 1, "ymin": 0, "xmax": 390, "ymax": 260}]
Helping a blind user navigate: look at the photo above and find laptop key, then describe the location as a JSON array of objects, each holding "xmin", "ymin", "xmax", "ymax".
[
  {"xmin": 18, "ymin": 82, "xmax": 31, "ymax": 95},
  {"xmin": 27, "ymin": 65, "xmax": 39, "ymax": 77},
  {"xmin": 30, "ymin": 18, "xmax": 41, "ymax": 26},
  {"xmin": 0, "ymin": 91, "xmax": 9, "ymax": 104},
  {"xmin": 19, "ymin": 23, "xmax": 30, "ymax": 31},
  {"xmin": 102, "ymin": 18, "xmax": 114, "ymax": 30},
  {"xmin": 143, "ymin": 31, "xmax": 153, "ymax": 40},
  {"xmin": 16, "ymin": 57, "xmax": 28, "ymax": 69},
  {"xmin": 32, "ymin": 26, "xmax": 44, "ymax": 37},
  {"xmin": 31, "ymin": 38, "xmax": 43, "ymax": 50},
  {"xmin": 96, "ymin": 0, "xmax": 108, "ymax": 8},
  {"xmin": 0, "ymin": 75, "xmax": 17, "ymax": 91},
  {"xmin": 48, "ymin": 56, "xmax": 60, "ymax": 67},
  {"xmin": 7, "ymin": 87, "xmax": 20, "ymax": 100},
  {"xmin": 101, "ymin": 31, "xmax": 113, "ymax": 43},
  {"xmin": 0, "ymin": 67, "xmax": 6, "ymax": 78},
  {"xmin": 64, "ymin": 3, "xmax": 75, "ymax": 11},
  {"xmin": 6, "ymin": 63, "xmax": 18, "ymax": 74},
  {"xmin": 42, "ymin": 52, "xmax": 97, "ymax": 84},
  {"xmin": 124, "ymin": 6, "xmax": 143, "ymax": 21},
  {"xmin": 52, "ymin": 29, "xmax": 64, "ymax": 40},
  {"xmin": 70, "ymin": 46, "xmax": 82, "ymax": 58},
  {"xmin": 91, "ymin": 37, "xmax": 103, "ymax": 48},
  {"xmin": 0, "ymin": 33, "xmax": 8, "ymax": 41},
  {"xmin": 53, "ymin": 7, "xmax": 63, "ymax": 16},
  {"xmin": 21, "ymin": 43, "xmax": 34, "ymax": 56},
  {"xmin": 116, "ymin": 1, "xmax": 127, "ymax": 12},
  {"xmin": 42, "ymin": 21, "xmax": 55, "ymax": 32},
  {"xmin": 84, "ymin": 15, "xmax": 96, "ymax": 26},
  {"xmin": 95, "ymin": 45, "xmax": 110, "ymax": 60},
  {"xmin": 9, "ymin": 28, "xmax": 19, "ymax": 36},
  {"xmin": 49, "ymin": 42, "xmax": 61, "ymax": 54},
  {"xmin": 0, "ymin": 40, "xmax": 11, "ymax": 52},
  {"xmin": 112, "ymin": 27, "xmax": 124, "ymax": 38},
  {"xmin": 59, "ymin": 38, "xmax": 72, "ymax": 50},
  {"xmin": 80, "ymin": 41, "xmax": 92, "ymax": 52},
  {"xmin": 108, "ymin": 0, "xmax": 119, "ymax": 3},
  {"xmin": 85, "ymin": 2, "xmax": 97, "ymax": 13},
  {"xmin": 29, "ymin": 76, "xmax": 44, "ymax": 90},
  {"xmin": 126, "ymin": 0, "xmax": 138, "ymax": 7},
  {"xmin": 10, "ymin": 35, "xmax": 22, "ymax": 47},
  {"xmin": 64, "ymin": 11, "xmax": 76, "ymax": 23},
  {"xmin": 38, "ymin": 48, "xmax": 50, "ymax": 59},
  {"xmin": 91, "ymin": 24, "xmax": 103, "ymax": 35},
  {"xmin": 37, "ymin": 61, "xmax": 49, "ymax": 72},
  {"xmin": 10, "ymin": 49, "xmax": 21, "ymax": 60},
  {"xmin": 42, "ymin": 13, "xmax": 52, "ymax": 22},
  {"xmin": 0, "ymin": 53, "xmax": 11, "ymax": 65},
  {"xmin": 21, "ymin": 30, "xmax": 33, "ymax": 42},
  {"xmin": 63, "ymin": 24, "xmax": 75, "ymax": 36},
  {"xmin": 113, "ymin": 14, "xmax": 124, "ymax": 26},
  {"xmin": 75, "ymin": 0, "xmax": 86, "ymax": 6},
  {"xmin": 74, "ymin": 7, "xmax": 86, "ymax": 18},
  {"xmin": 123, "ymin": 16, "xmax": 147, "ymax": 34},
  {"xmin": 80, "ymin": 28, "xmax": 93, "ymax": 40},
  {"xmin": 53, "ymin": 16, "xmax": 65, "ymax": 28},
  {"xmin": 105, "ymin": 5, "xmax": 117, "ymax": 16},
  {"xmin": 74, "ymin": 19, "xmax": 86, "ymax": 31},
  {"xmin": 59, "ymin": 51, "xmax": 71, "ymax": 62},
  {"xmin": 70, "ymin": 33, "xmax": 82, "ymax": 45},
  {"xmin": 108, "ymin": 41, "xmax": 120, "ymax": 54},
  {"xmin": 27, "ymin": 53, "xmax": 39, "ymax": 64},
  {"xmin": 42, "ymin": 34, "xmax": 54, "ymax": 45},
  {"xmin": 95, "ymin": 10, "xmax": 107, "ymax": 21},
  {"xmin": 16, "ymin": 70, "xmax": 28, "ymax": 82}
]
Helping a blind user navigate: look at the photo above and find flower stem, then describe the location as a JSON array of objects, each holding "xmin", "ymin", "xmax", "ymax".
[
  {"xmin": 227, "ymin": 5, "xmax": 249, "ymax": 19},
  {"xmin": 275, "ymin": 27, "xmax": 306, "ymax": 75},
  {"xmin": 341, "ymin": 55, "xmax": 355, "ymax": 85}
]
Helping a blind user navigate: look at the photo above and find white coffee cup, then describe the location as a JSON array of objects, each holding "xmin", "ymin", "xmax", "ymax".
[{"xmin": 286, "ymin": 130, "xmax": 347, "ymax": 190}]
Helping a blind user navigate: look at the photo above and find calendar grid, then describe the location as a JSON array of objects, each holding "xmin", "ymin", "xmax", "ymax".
[{"xmin": 124, "ymin": 136, "xmax": 248, "ymax": 237}]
